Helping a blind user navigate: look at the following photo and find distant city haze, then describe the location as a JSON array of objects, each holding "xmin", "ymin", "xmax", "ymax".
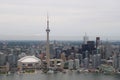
[{"xmin": 0, "ymin": 0, "xmax": 120, "ymax": 40}]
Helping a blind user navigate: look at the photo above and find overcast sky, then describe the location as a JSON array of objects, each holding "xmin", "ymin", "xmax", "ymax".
[{"xmin": 0, "ymin": 0, "xmax": 120, "ymax": 40}]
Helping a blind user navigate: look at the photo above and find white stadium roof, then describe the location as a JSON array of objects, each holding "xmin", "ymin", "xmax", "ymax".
[{"xmin": 18, "ymin": 56, "xmax": 41, "ymax": 63}]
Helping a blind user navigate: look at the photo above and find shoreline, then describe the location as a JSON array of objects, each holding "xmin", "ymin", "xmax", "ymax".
[{"xmin": 0, "ymin": 69, "xmax": 119, "ymax": 75}]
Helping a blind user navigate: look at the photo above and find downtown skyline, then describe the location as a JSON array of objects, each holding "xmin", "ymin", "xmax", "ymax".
[{"xmin": 0, "ymin": 0, "xmax": 120, "ymax": 40}]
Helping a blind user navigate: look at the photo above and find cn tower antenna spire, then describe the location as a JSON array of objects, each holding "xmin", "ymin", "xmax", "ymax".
[{"xmin": 47, "ymin": 13, "xmax": 49, "ymax": 29}]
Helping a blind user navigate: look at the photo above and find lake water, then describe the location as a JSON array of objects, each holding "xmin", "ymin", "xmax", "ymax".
[{"xmin": 0, "ymin": 71, "xmax": 120, "ymax": 80}]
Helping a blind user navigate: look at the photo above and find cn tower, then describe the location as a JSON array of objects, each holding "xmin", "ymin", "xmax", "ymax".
[{"xmin": 46, "ymin": 14, "xmax": 50, "ymax": 68}]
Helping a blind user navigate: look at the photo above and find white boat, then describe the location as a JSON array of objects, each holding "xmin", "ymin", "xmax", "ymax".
[{"xmin": 47, "ymin": 70, "xmax": 54, "ymax": 74}]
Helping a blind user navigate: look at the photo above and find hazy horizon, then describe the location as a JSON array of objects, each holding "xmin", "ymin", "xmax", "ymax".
[
  {"xmin": 0, "ymin": 35, "xmax": 120, "ymax": 41},
  {"xmin": 0, "ymin": 0, "xmax": 120, "ymax": 40}
]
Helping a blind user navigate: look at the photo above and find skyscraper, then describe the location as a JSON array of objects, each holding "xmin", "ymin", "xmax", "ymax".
[
  {"xmin": 83, "ymin": 33, "xmax": 89, "ymax": 44},
  {"xmin": 96, "ymin": 37, "xmax": 100, "ymax": 48},
  {"xmin": 84, "ymin": 57, "xmax": 89, "ymax": 69},
  {"xmin": 92, "ymin": 55, "xmax": 97, "ymax": 69},
  {"xmin": 0, "ymin": 52, "xmax": 6, "ymax": 66},
  {"xmin": 46, "ymin": 14, "xmax": 50, "ymax": 68}
]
